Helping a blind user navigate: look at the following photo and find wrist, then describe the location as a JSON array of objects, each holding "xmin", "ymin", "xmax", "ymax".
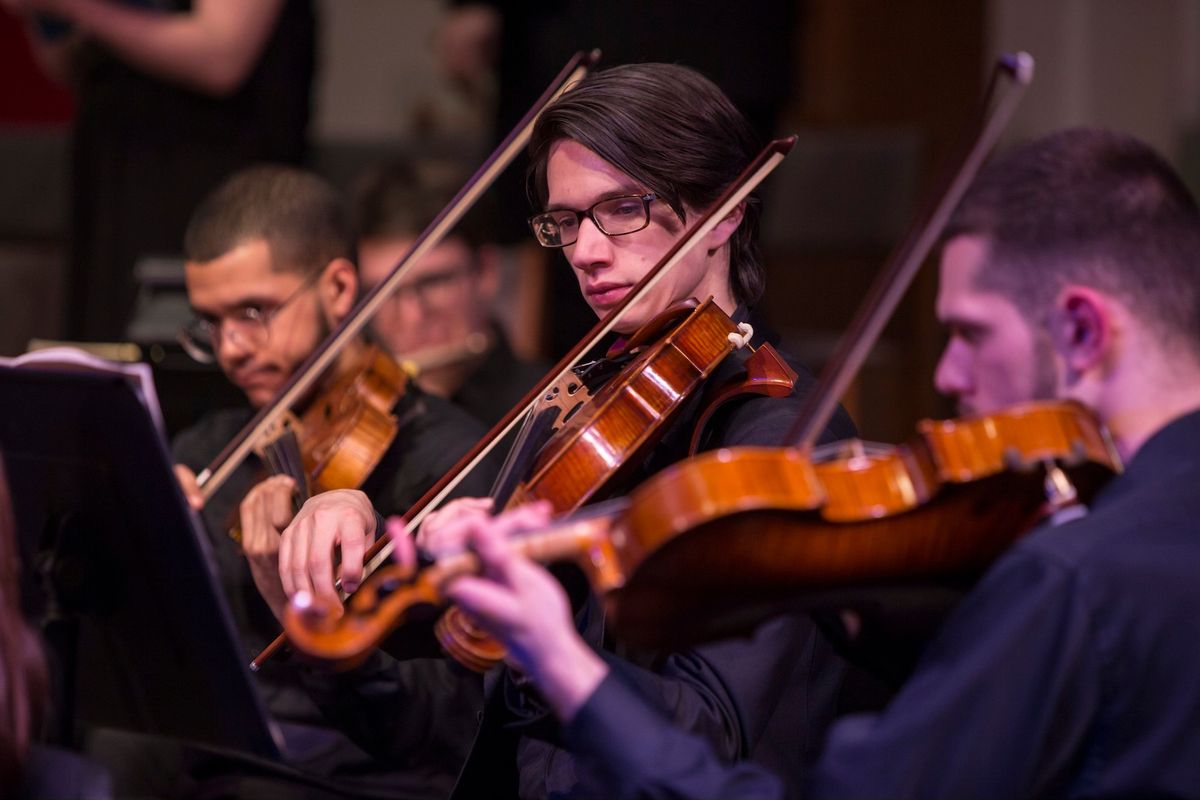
[{"xmin": 528, "ymin": 632, "xmax": 608, "ymax": 723}]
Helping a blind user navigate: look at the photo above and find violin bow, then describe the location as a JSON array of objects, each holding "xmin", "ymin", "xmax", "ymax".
[
  {"xmin": 785, "ymin": 52, "xmax": 1035, "ymax": 449},
  {"xmin": 195, "ymin": 49, "xmax": 602, "ymax": 501}
]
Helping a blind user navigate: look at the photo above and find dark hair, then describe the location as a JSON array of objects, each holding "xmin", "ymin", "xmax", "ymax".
[
  {"xmin": 350, "ymin": 159, "xmax": 487, "ymax": 250},
  {"xmin": 184, "ymin": 165, "xmax": 355, "ymax": 274},
  {"xmin": 946, "ymin": 127, "xmax": 1200, "ymax": 353},
  {"xmin": 0, "ymin": 453, "xmax": 47, "ymax": 789},
  {"xmin": 527, "ymin": 63, "xmax": 766, "ymax": 306}
]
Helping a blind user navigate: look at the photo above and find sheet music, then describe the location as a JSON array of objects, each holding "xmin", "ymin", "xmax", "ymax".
[{"xmin": 0, "ymin": 346, "xmax": 168, "ymax": 443}]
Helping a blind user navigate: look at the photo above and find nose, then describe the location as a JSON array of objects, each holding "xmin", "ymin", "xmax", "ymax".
[
  {"xmin": 216, "ymin": 322, "xmax": 254, "ymax": 363},
  {"xmin": 933, "ymin": 339, "xmax": 971, "ymax": 401},
  {"xmin": 392, "ymin": 286, "xmax": 428, "ymax": 318},
  {"xmin": 566, "ymin": 217, "xmax": 613, "ymax": 273}
]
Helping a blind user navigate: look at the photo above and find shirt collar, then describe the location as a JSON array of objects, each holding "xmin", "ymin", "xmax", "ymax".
[{"xmin": 1094, "ymin": 406, "xmax": 1200, "ymax": 504}]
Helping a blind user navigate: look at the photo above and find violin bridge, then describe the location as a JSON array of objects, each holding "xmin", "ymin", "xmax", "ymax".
[{"xmin": 255, "ymin": 409, "xmax": 303, "ymax": 454}]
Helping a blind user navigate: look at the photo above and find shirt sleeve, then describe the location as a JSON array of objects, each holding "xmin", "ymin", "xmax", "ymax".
[
  {"xmin": 562, "ymin": 671, "xmax": 786, "ymax": 800},
  {"xmin": 296, "ymin": 648, "xmax": 484, "ymax": 767},
  {"xmin": 811, "ymin": 547, "xmax": 1103, "ymax": 799}
]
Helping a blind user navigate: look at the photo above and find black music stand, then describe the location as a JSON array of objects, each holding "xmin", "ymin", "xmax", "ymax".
[{"xmin": 0, "ymin": 365, "xmax": 284, "ymax": 760}]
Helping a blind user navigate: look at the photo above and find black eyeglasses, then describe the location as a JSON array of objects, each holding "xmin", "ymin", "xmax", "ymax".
[
  {"xmin": 528, "ymin": 193, "xmax": 657, "ymax": 248},
  {"xmin": 366, "ymin": 265, "xmax": 475, "ymax": 308}
]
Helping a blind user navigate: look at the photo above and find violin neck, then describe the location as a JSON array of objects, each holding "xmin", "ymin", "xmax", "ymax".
[
  {"xmin": 433, "ymin": 499, "xmax": 629, "ymax": 593},
  {"xmin": 257, "ymin": 427, "xmax": 311, "ymax": 510}
]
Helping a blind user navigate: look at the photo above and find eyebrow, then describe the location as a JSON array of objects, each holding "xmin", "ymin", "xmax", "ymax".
[
  {"xmin": 939, "ymin": 314, "xmax": 989, "ymax": 333},
  {"xmin": 543, "ymin": 186, "xmax": 645, "ymax": 211},
  {"xmin": 191, "ymin": 293, "xmax": 284, "ymax": 317}
]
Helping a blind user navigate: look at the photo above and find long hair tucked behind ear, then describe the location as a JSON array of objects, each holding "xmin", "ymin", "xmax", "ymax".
[
  {"xmin": 527, "ymin": 63, "xmax": 766, "ymax": 306},
  {"xmin": 0, "ymin": 453, "xmax": 48, "ymax": 789}
]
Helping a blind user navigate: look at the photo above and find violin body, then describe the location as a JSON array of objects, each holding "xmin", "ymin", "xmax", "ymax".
[
  {"xmin": 505, "ymin": 297, "xmax": 742, "ymax": 511},
  {"xmin": 229, "ymin": 345, "xmax": 406, "ymax": 546},
  {"xmin": 607, "ymin": 401, "xmax": 1120, "ymax": 647},
  {"xmin": 252, "ymin": 345, "xmax": 407, "ymax": 500},
  {"xmin": 282, "ymin": 401, "xmax": 1120, "ymax": 668},
  {"xmin": 292, "ymin": 346, "xmax": 407, "ymax": 493},
  {"xmin": 436, "ymin": 297, "xmax": 754, "ymax": 669}
]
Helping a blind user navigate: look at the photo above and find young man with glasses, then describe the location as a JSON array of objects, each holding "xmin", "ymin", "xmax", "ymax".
[
  {"xmin": 162, "ymin": 165, "xmax": 493, "ymax": 799},
  {"xmin": 276, "ymin": 63, "xmax": 870, "ymax": 800}
]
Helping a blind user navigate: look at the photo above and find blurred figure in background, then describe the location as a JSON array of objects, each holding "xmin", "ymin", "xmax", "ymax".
[
  {"xmin": 3, "ymin": 0, "xmax": 315, "ymax": 342},
  {"xmin": 1, "ymin": 451, "xmax": 111, "ymax": 799},
  {"xmin": 352, "ymin": 160, "xmax": 547, "ymax": 428}
]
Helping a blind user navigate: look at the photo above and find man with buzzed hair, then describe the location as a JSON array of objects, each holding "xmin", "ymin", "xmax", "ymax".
[{"xmin": 137, "ymin": 164, "xmax": 490, "ymax": 799}]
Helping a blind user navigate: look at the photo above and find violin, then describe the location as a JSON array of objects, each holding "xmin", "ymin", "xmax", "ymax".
[
  {"xmin": 251, "ymin": 345, "xmax": 407, "ymax": 507},
  {"xmin": 281, "ymin": 400, "xmax": 1120, "ymax": 667},
  {"xmin": 394, "ymin": 330, "xmax": 491, "ymax": 378},
  {"xmin": 435, "ymin": 296, "xmax": 793, "ymax": 670}
]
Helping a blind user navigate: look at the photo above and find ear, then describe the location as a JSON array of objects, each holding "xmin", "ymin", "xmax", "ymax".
[
  {"xmin": 318, "ymin": 258, "xmax": 359, "ymax": 323},
  {"xmin": 1048, "ymin": 286, "xmax": 1113, "ymax": 376},
  {"xmin": 705, "ymin": 201, "xmax": 746, "ymax": 255}
]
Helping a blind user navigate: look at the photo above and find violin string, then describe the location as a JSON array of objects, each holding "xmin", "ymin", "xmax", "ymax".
[{"xmin": 279, "ymin": 431, "xmax": 309, "ymax": 509}]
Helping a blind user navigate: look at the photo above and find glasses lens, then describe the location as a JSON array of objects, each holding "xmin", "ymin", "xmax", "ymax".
[
  {"xmin": 389, "ymin": 268, "xmax": 472, "ymax": 307},
  {"xmin": 177, "ymin": 309, "xmax": 273, "ymax": 364},
  {"xmin": 530, "ymin": 211, "xmax": 580, "ymax": 248},
  {"xmin": 178, "ymin": 319, "xmax": 216, "ymax": 364},
  {"xmin": 593, "ymin": 196, "xmax": 650, "ymax": 236}
]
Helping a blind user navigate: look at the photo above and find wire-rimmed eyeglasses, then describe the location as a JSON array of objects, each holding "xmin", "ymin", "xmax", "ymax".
[{"xmin": 177, "ymin": 269, "xmax": 321, "ymax": 364}]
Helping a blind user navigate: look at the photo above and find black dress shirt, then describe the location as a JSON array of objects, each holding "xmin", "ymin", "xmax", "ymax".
[
  {"xmin": 446, "ymin": 308, "xmax": 865, "ymax": 800},
  {"xmin": 451, "ymin": 325, "xmax": 549, "ymax": 429}
]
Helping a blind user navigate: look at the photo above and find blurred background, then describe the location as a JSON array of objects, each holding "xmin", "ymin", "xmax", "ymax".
[{"xmin": 2, "ymin": 0, "xmax": 1198, "ymax": 442}]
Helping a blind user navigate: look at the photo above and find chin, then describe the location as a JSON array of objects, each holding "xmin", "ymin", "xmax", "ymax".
[
  {"xmin": 245, "ymin": 387, "xmax": 278, "ymax": 409},
  {"xmin": 605, "ymin": 305, "xmax": 653, "ymax": 334}
]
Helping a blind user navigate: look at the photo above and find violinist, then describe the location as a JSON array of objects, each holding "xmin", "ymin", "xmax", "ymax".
[
  {"xmin": 162, "ymin": 165, "xmax": 492, "ymax": 799},
  {"xmin": 280, "ymin": 63, "xmax": 866, "ymax": 799},
  {"xmin": 351, "ymin": 162, "xmax": 548, "ymax": 427},
  {"xmin": 437, "ymin": 128, "xmax": 1200, "ymax": 799}
]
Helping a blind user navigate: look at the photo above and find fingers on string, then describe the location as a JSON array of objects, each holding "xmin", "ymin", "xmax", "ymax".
[
  {"xmin": 339, "ymin": 511, "xmax": 376, "ymax": 593},
  {"xmin": 386, "ymin": 516, "xmax": 418, "ymax": 575}
]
